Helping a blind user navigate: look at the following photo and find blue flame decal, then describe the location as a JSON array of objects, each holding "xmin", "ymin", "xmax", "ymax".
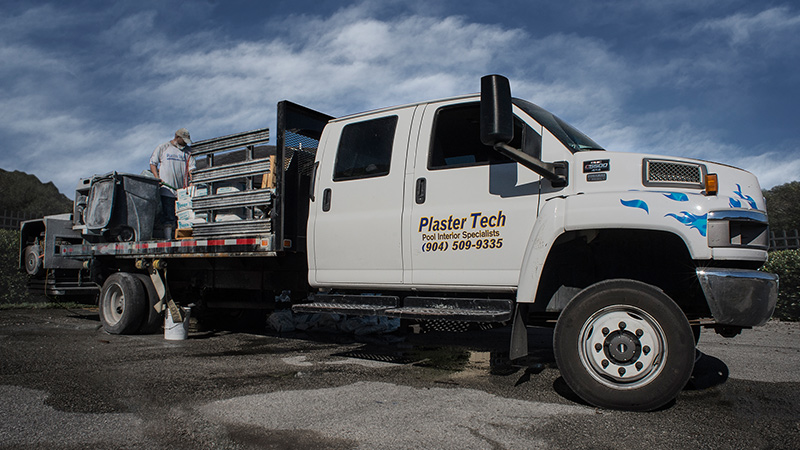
[
  {"xmin": 729, "ymin": 197, "xmax": 741, "ymax": 208},
  {"xmin": 664, "ymin": 192, "xmax": 688, "ymax": 202},
  {"xmin": 733, "ymin": 184, "xmax": 757, "ymax": 209},
  {"xmin": 621, "ymin": 199, "xmax": 649, "ymax": 214},
  {"xmin": 665, "ymin": 212, "xmax": 707, "ymax": 236}
]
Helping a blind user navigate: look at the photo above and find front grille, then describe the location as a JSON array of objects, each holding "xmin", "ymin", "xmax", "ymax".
[{"xmin": 644, "ymin": 159, "xmax": 704, "ymax": 188}]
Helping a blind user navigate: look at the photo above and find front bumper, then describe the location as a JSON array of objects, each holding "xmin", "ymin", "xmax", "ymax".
[{"xmin": 696, "ymin": 268, "xmax": 778, "ymax": 327}]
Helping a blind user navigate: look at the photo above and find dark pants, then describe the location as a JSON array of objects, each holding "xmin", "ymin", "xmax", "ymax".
[{"xmin": 161, "ymin": 195, "xmax": 177, "ymax": 229}]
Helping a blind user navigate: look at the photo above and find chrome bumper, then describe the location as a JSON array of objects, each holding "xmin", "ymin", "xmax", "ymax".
[{"xmin": 696, "ymin": 268, "xmax": 778, "ymax": 327}]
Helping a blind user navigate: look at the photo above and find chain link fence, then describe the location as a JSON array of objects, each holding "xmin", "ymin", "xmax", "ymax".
[
  {"xmin": 771, "ymin": 229, "xmax": 800, "ymax": 251},
  {"xmin": 0, "ymin": 210, "xmax": 38, "ymax": 231}
]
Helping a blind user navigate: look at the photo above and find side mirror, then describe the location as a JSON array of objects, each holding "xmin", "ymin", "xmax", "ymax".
[
  {"xmin": 480, "ymin": 74, "xmax": 514, "ymax": 146},
  {"xmin": 480, "ymin": 74, "xmax": 569, "ymax": 187}
]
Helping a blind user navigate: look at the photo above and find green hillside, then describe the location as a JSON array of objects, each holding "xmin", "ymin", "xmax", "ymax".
[{"xmin": 0, "ymin": 169, "xmax": 72, "ymax": 216}]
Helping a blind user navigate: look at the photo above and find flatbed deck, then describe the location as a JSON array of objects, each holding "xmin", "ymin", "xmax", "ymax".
[{"xmin": 60, "ymin": 236, "xmax": 276, "ymax": 259}]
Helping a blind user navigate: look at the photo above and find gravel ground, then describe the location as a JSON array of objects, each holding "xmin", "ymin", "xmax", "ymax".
[{"xmin": 1, "ymin": 307, "xmax": 798, "ymax": 449}]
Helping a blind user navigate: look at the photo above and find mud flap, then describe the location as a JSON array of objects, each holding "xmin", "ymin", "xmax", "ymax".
[
  {"xmin": 148, "ymin": 266, "xmax": 183, "ymax": 322},
  {"xmin": 509, "ymin": 303, "xmax": 528, "ymax": 360}
]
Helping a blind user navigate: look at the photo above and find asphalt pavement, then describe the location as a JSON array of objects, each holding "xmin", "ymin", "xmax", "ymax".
[{"xmin": 1, "ymin": 307, "xmax": 798, "ymax": 449}]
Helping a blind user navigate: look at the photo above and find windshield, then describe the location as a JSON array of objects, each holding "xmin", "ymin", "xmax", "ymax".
[{"xmin": 513, "ymin": 99, "xmax": 604, "ymax": 153}]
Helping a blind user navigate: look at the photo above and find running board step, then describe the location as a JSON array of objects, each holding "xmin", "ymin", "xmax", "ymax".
[
  {"xmin": 385, "ymin": 298, "xmax": 513, "ymax": 322},
  {"xmin": 292, "ymin": 294, "xmax": 399, "ymax": 316},
  {"xmin": 292, "ymin": 296, "xmax": 513, "ymax": 322}
]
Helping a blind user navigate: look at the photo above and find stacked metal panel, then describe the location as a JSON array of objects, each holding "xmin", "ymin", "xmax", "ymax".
[{"xmin": 185, "ymin": 128, "xmax": 274, "ymax": 239}]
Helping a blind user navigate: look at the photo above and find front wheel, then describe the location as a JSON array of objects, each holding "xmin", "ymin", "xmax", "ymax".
[{"xmin": 553, "ymin": 279, "xmax": 695, "ymax": 411}]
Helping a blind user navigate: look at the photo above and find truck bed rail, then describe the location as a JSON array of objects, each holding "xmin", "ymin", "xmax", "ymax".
[{"xmin": 60, "ymin": 237, "xmax": 275, "ymax": 258}]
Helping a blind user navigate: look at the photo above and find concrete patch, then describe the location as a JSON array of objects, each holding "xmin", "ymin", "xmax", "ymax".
[{"xmin": 200, "ymin": 381, "xmax": 591, "ymax": 449}]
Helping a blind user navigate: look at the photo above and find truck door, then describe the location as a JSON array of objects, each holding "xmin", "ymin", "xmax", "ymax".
[
  {"xmin": 409, "ymin": 100, "xmax": 543, "ymax": 288},
  {"xmin": 309, "ymin": 107, "xmax": 417, "ymax": 286}
]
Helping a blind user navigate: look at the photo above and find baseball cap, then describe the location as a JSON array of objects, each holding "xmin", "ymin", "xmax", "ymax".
[{"xmin": 175, "ymin": 128, "xmax": 192, "ymax": 147}]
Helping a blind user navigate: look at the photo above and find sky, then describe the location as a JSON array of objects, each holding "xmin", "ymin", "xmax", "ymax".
[{"xmin": 1, "ymin": 0, "xmax": 798, "ymax": 197}]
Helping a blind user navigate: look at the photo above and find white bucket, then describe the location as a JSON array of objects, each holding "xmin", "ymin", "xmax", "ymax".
[{"xmin": 164, "ymin": 306, "xmax": 191, "ymax": 340}]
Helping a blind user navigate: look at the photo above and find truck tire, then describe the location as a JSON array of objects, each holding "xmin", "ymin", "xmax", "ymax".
[
  {"xmin": 24, "ymin": 245, "xmax": 43, "ymax": 277},
  {"xmin": 553, "ymin": 279, "xmax": 695, "ymax": 411},
  {"xmin": 132, "ymin": 274, "xmax": 163, "ymax": 334},
  {"xmin": 99, "ymin": 273, "xmax": 146, "ymax": 335}
]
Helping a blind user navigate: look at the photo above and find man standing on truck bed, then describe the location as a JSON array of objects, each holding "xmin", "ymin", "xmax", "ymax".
[{"xmin": 149, "ymin": 128, "xmax": 196, "ymax": 237}]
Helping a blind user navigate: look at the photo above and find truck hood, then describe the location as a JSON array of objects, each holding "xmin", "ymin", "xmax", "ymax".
[{"xmin": 569, "ymin": 151, "xmax": 766, "ymax": 213}]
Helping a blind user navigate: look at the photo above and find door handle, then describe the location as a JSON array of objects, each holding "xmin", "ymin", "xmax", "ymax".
[
  {"xmin": 309, "ymin": 161, "xmax": 319, "ymax": 201},
  {"xmin": 322, "ymin": 188, "xmax": 332, "ymax": 212},
  {"xmin": 415, "ymin": 178, "xmax": 426, "ymax": 204}
]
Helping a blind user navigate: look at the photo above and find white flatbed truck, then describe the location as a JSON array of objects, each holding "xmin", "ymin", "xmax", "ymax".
[{"xmin": 20, "ymin": 75, "xmax": 778, "ymax": 411}]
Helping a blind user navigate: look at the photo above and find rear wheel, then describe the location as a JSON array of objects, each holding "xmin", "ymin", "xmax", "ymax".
[
  {"xmin": 99, "ymin": 273, "xmax": 146, "ymax": 334},
  {"xmin": 553, "ymin": 279, "xmax": 695, "ymax": 411},
  {"xmin": 132, "ymin": 274, "xmax": 163, "ymax": 334}
]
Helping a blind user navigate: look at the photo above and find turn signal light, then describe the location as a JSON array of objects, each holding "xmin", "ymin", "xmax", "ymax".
[{"xmin": 704, "ymin": 173, "xmax": 718, "ymax": 195}]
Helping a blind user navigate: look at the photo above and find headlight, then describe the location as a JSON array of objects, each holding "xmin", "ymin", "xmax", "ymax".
[{"xmin": 707, "ymin": 210, "xmax": 769, "ymax": 249}]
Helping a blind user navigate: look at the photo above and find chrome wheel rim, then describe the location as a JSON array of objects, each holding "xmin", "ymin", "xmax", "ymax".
[
  {"xmin": 103, "ymin": 285, "xmax": 124, "ymax": 325},
  {"xmin": 578, "ymin": 305, "xmax": 667, "ymax": 389}
]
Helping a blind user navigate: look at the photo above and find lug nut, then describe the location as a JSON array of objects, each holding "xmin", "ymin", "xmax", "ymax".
[
  {"xmin": 602, "ymin": 360, "xmax": 609, "ymax": 368},
  {"xmin": 636, "ymin": 329, "xmax": 643, "ymax": 337},
  {"xmin": 602, "ymin": 327, "xmax": 609, "ymax": 336},
  {"xmin": 618, "ymin": 322, "xmax": 626, "ymax": 330},
  {"xmin": 643, "ymin": 346, "xmax": 651, "ymax": 355},
  {"xmin": 595, "ymin": 343, "xmax": 602, "ymax": 352},
  {"xmin": 618, "ymin": 367, "xmax": 626, "ymax": 376},
  {"xmin": 635, "ymin": 362, "xmax": 643, "ymax": 371}
]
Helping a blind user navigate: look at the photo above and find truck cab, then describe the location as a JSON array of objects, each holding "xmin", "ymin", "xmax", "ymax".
[
  {"xmin": 305, "ymin": 75, "xmax": 777, "ymax": 410},
  {"xmin": 309, "ymin": 95, "xmax": 549, "ymax": 289}
]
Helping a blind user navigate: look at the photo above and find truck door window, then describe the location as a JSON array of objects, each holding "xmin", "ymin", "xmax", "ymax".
[
  {"xmin": 333, "ymin": 116, "xmax": 398, "ymax": 181},
  {"xmin": 428, "ymin": 103, "xmax": 540, "ymax": 170}
]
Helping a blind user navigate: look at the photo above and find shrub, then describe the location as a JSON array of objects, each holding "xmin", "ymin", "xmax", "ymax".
[
  {"xmin": 0, "ymin": 229, "xmax": 37, "ymax": 304},
  {"xmin": 761, "ymin": 249, "xmax": 800, "ymax": 321}
]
